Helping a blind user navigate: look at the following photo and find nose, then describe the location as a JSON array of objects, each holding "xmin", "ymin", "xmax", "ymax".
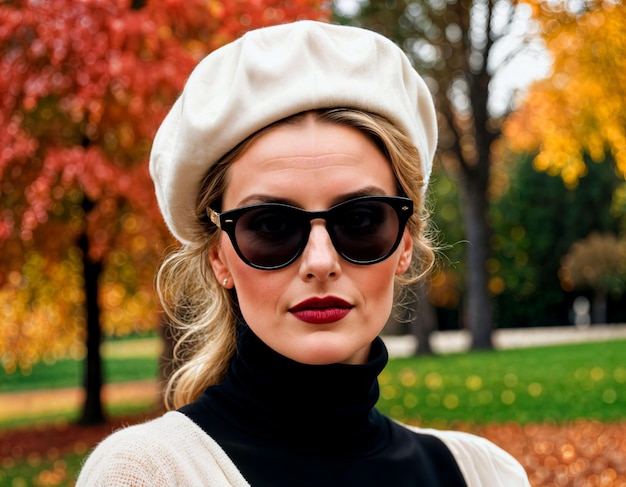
[{"xmin": 298, "ymin": 220, "xmax": 341, "ymax": 281}]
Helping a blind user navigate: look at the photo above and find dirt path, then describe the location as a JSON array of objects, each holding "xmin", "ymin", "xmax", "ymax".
[{"xmin": 0, "ymin": 380, "xmax": 161, "ymax": 424}]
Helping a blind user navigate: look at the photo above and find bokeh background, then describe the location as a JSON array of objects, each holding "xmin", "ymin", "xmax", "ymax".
[{"xmin": 1, "ymin": 0, "xmax": 625, "ymax": 486}]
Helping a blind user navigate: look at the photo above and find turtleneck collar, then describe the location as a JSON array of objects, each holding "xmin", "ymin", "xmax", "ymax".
[
  {"xmin": 191, "ymin": 324, "xmax": 390, "ymax": 456},
  {"xmin": 180, "ymin": 324, "xmax": 468, "ymax": 487}
]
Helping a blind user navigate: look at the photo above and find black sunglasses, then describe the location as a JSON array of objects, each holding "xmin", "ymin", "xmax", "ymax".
[{"xmin": 207, "ymin": 195, "xmax": 413, "ymax": 270}]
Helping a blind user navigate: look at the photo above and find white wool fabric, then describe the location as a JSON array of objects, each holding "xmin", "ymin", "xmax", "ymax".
[
  {"xmin": 76, "ymin": 411, "xmax": 531, "ymax": 486},
  {"xmin": 149, "ymin": 20, "xmax": 438, "ymax": 244}
]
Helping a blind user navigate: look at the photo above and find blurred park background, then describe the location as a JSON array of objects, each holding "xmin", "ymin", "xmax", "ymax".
[{"xmin": 1, "ymin": 0, "xmax": 625, "ymax": 486}]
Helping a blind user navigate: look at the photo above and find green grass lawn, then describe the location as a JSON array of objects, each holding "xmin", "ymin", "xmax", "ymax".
[
  {"xmin": 377, "ymin": 338, "xmax": 626, "ymax": 425},
  {"xmin": 1, "ymin": 336, "xmax": 625, "ymax": 425}
]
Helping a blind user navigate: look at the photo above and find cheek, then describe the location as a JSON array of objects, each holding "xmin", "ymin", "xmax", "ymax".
[
  {"xmin": 230, "ymin": 262, "xmax": 288, "ymax": 317},
  {"xmin": 360, "ymin": 262, "xmax": 397, "ymax": 315}
]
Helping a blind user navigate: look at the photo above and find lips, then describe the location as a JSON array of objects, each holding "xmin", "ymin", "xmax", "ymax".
[{"xmin": 289, "ymin": 296, "xmax": 353, "ymax": 324}]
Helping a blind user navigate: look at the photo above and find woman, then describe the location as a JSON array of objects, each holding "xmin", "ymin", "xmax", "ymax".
[{"xmin": 77, "ymin": 21, "xmax": 530, "ymax": 486}]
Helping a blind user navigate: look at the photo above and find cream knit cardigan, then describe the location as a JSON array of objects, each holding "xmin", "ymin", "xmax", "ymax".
[{"xmin": 77, "ymin": 411, "xmax": 529, "ymax": 486}]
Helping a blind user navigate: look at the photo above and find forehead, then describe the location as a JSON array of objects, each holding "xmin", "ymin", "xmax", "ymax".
[{"xmin": 222, "ymin": 116, "xmax": 398, "ymax": 209}]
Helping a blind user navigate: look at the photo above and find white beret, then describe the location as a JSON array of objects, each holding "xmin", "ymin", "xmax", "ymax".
[{"xmin": 149, "ymin": 20, "xmax": 437, "ymax": 244}]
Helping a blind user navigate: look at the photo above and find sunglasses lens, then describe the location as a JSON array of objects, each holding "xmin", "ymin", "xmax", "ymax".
[
  {"xmin": 332, "ymin": 200, "xmax": 400, "ymax": 263},
  {"xmin": 235, "ymin": 207, "xmax": 304, "ymax": 268},
  {"xmin": 222, "ymin": 197, "xmax": 408, "ymax": 269}
]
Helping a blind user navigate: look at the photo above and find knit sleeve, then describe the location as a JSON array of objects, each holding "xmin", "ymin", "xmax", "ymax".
[
  {"xmin": 76, "ymin": 422, "xmax": 184, "ymax": 487},
  {"xmin": 75, "ymin": 412, "xmax": 250, "ymax": 487},
  {"xmin": 403, "ymin": 425, "xmax": 531, "ymax": 487}
]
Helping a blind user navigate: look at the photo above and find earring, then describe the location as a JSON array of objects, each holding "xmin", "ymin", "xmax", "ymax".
[{"xmin": 223, "ymin": 278, "xmax": 229, "ymax": 287}]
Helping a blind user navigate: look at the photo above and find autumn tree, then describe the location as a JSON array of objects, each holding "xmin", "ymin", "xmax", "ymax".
[
  {"xmin": 559, "ymin": 233, "xmax": 626, "ymax": 324},
  {"xmin": 0, "ymin": 0, "xmax": 327, "ymax": 424},
  {"xmin": 504, "ymin": 0, "xmax": 626, "ymax": 194},
  {"xmin": 500, "ymin": 0, "xmax": 626, "ymax": 325},
  {"xmin": 339, "ymin": 0, "xmax": 546, "ymax": 348}
]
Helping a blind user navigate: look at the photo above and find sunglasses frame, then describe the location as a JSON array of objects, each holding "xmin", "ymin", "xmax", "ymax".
[{"xmin": 208, "ymin": 195, "xmax": 414, "ymax": 270}]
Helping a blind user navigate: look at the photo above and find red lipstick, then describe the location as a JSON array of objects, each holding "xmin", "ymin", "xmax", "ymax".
[{"xmin": 289, "ymin": 297, "xmax": 353, "ymax": 324}]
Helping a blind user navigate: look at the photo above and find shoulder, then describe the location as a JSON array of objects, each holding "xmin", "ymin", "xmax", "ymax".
[
  {"xmin": 76, "ymin": 411, "xmax": 248, "ymax": 487},
  {"xmin": 401, "ymin": 423, "xmax": 530, "ymax": 487}
]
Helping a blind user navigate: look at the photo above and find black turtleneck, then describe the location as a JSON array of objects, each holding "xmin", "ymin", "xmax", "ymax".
[{"xmin": 180, "ymin": 325, "xmax": 467, "ymax": 487}]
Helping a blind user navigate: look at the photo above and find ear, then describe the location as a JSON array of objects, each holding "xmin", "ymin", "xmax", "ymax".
[
  {"xmin": 209, "ymin": 241, "xmax": 233, "ymax": 288},
  {"xmin": 395, "ymin": 230, "xmax": 413, "ymax": 275}
]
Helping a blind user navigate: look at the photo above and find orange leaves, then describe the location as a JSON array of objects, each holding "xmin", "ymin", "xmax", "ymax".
[
  {"xmin": 0, "ymin": 0, "xmax": 330, "ymax": 244},
  {"xmin": 480, "ymin": 420, "xmax": 626, "ymax": 487},
  {"xmin": 2, "ymin": 0, "xmax": 324, "ymax": 203},
  {"xmin": 148, "ymin": 0, "xmax": 330, "ymax": 56},
  {"xmin": 504, "ymin": 2, "xmax": 626, "ymax": 186}
]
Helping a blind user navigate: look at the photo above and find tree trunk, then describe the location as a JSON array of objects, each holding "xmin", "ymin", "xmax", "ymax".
[
  {"xmin": 459, "ymin": 171, "xmax": 494, "ymax": 350},
  {"xmin": 410, "ymin": 281, "xmax": 436, "ymax": 355},
  {"xmin": 78, "ymin": 200, "xmax": 106, "ymax": 425},
  {"xmin": 592, "ymin": 288, "xmax": 608, "ymax": 324},
  {"xmin": 461, "ymin": 14, "xmax": 497, "ymax": 350}
]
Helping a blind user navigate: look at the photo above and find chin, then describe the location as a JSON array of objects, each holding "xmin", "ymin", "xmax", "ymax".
[{"xmin": 286, "ymin": 338, "xmax": 371, "ymax": 366}]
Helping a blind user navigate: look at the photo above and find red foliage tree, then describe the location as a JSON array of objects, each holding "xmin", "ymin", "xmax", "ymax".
[{"xmin": 0, "ymin": 0, "xmax": 328, "ymax": 424}]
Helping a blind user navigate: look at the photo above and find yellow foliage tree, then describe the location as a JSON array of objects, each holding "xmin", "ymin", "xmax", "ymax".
[
  {"xmin": 0, "ymin": 251, "xmax": 84, "ymax": 375},
  {"xmin": 503, "ymin": 0, "xmax": 626, "ymax": 187}
]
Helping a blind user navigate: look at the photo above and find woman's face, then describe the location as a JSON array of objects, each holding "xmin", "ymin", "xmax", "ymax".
[{"xmin": 209, "ymin": 115, "xmax": 413, "ymax": 365}]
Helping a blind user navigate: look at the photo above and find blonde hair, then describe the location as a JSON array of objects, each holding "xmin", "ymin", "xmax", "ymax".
[{"xmin": 159, "ymin": 108, "xmax": 435, "ymax": 410}]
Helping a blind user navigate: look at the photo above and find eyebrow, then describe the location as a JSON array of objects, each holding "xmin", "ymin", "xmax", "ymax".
[
  {"xmin": 330, "ymin": 186, "xmax": 391, "ymax": 206},
  {"xmin": 236, "ymin": 186, "xmax": 390, "ymax": 209}
]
